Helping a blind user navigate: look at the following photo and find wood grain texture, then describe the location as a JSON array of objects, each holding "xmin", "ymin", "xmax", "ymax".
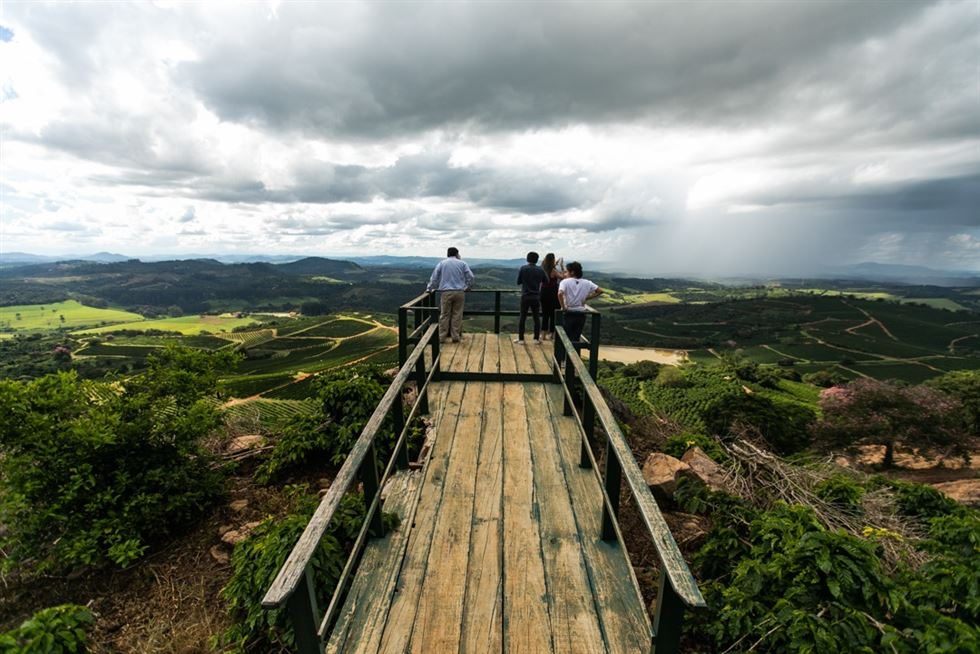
[
  {"xmin": 523, "ymin": 384, "xmax": 607, "ymax": 653},
  {"xmin": 481, "ymin": 333, "xmax": 500, "ymax": 374},
  {"xmin": 325, "ymin": 469, "xmax": 423, "ymax": 654},
  {"xmin": 377, "ymin": 382, "xmax": 466, "ymax": 654},
  {"xmin": 497, "ymin": 335, "xmax": 518, "ymax": 374},
  {"xmin": 407, "ymin": 381, "xmax": 485, "ymax": 652},
  {"xmin": 502, "ymin": 383, "xmax": 555, "ymax": 653},
  {"xmin": 461, "ymin": 382, "xmax": 504, "ymax": 653},
  {"xmin": 543, "ymin": 384, "xmax": 653, "ymax": 654}
]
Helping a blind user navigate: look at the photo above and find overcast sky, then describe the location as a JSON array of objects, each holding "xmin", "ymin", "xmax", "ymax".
[{"xmin": 1, "ymin": 1, "xmax": 977, "ymax": 273}]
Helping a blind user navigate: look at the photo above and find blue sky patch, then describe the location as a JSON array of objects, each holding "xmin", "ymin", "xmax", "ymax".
[{"xmin": 0, "ymin": 26, "xmax": 14, "ymax": 42}]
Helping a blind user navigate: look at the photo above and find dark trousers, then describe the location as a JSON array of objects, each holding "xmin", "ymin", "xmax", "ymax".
[
  {"xmin": 564, "ymin": 311, "xmax": 587, "ymax": 343},
  {"xmin": 541, "ymin": 288, "xmax": 559, "ymax": 333},
  {"xmin": 518, "ymin": 296, "xmax": 541, "ymax": 340}
]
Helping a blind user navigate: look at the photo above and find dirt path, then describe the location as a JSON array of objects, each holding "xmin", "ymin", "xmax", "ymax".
[
  {"xmin": 801, "ymin": 329, "xmax": 944, "ymax": 372},
  {"xmin": 948, "ymin": 333, "xmax": 979, "ymax": 353},
  {"xmin": 843, "ymin": 302, "xmax": 898, "ymax": 341},
  {"xmin": 761, "ymin": 344, "xmax": 804, "ymax": 361}
]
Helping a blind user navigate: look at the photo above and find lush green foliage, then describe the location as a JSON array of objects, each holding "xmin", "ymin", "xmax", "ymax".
[
  {"xmin": 814, "ymin": 474, "xmax": 865, "ymax": 508},
  {"xmin": 255, "ymin": 368, "xmax": 422, "ymax": 483},
  {"xmin": 0, "ymin": 346, "xmax": 236, "ymax": 571},
  {"xmin": 0, "ymin": 604, "xmax": 94, "ymax": 654},
  {"xmin": 927, "ymin": 369, "xmax": 980, "ymax": 436},
  {"xmin": 219, "ymin": 489, "xmax": 398, "ymax": 653},
  {"xmin": 676, "ymin": 476, "xmax": 979, "ymax": 653}
]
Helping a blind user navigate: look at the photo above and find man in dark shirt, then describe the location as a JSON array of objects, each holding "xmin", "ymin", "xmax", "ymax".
[{"xmin": 516, "ymin": 251, "xmax": 547, "ymax": 343}]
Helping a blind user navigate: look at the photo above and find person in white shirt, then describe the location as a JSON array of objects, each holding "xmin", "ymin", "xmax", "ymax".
[
  {"xmin": 426, "ymin": 247, "xmax": 475, "ymax": 343},
  {"xmin": 558, "ymin": 261, "xmax": 602, "ymax": 342}
]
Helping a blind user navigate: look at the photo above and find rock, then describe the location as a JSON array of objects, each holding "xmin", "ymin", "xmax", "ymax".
[
  {"xmin": 933, "ymin": 479, "xmax": 980, "ymax": 507},
  {"xmin": 666, "ymin": 511, "xmax": 710, "ymax": 549},
  {"xmin": 218, "ymin": 524, "xmax": 235, "ymax": 537},
  {"xmin": 681, "ymin": 447, "xmax": 731, "ymax": 493},
  {"xmin": 221, "ymin": 530, "xmax": 244, "ymax": 545},
  {"xmin": 642, "ymin": 453, "xmax": 690, "ymax": 500},
  {"xmin": 210, "ymin": 545, "xmax": 230, "ymax": 564},
  {"xmin": 317, "ymin": 477, "xmax": 331, "ymax": 489},
  {"xmin": 225, "ymin": 434, "xmax": 265, "ymax": 455},
  {"xmin": 229, "ymin": 499, "xmax": 248, "ymax": 512}
]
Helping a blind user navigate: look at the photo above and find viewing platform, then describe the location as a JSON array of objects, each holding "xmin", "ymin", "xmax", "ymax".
[{"xmin": 263, "ymin": 291, "xmax": 705, "ymax": 654}]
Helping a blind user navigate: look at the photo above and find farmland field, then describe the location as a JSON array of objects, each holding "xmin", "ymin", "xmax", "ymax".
[
  {"xmin": 0, "ymin": 300, "xmax": 144, "ymax": 332},
  {"xmin": 301, "ymin": 318, "xmax": 375, "ymax": 338},
  {"xmin": 75, "ymin": 314, "xmax": 260, "ymax": 336}
]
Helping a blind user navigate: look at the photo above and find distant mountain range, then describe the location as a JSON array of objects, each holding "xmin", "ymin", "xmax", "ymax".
[{"xmin": 1, "ymin": 252, "xmax": 977, "ymax": 285}]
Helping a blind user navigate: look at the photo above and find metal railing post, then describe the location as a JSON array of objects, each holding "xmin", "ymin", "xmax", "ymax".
[
  {"xmin": 653, "ymin": 573, "xmax": 685, "ymax": 654},
  {"xmin": 494, "ymin": 291, "xmax": 501, "ymax": 334},
  {"xmin": 589, "ymin": 312, "xmax": 601, "ymax": 381},
  {"xmin": 601, "ymin": 446, "xmax": 622, "ymax": 541},
  {"xmin": 431, "ymin": 327, "xmax": 441, "ymax": 381},
  {"xmin": 415, "ymin": 353, "xmax": 429, "ymax": 415},
  {"xmin": 360, "ymin": 443, "xmax": 385, "ymax": 538},
  {"xmin": 581, "ymin": 395, "xmax": 595, "ymax": 469},
  {"xmin": 286, "ymin": 569, "xmax": 321, "ymax": 654},
  {"xmin": 393, "ymin": 394, "xmax": 408, "ymax": 469},
  {"xmin": 563, "ymin": 355, "xmax": 575, "ymax": 417},
  {"xmin": 398, "ymin": 308, "xmax": 408, "ymax": 369}
]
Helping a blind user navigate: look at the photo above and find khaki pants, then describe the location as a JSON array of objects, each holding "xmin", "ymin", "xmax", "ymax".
[{"xmin": 439, "ymin": 290, "xmax": 465, "ymax": 341}]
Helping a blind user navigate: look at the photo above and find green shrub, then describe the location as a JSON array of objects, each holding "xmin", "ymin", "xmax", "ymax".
[
  {"xmin": 0, "ymin": 346, "xmax": 234, "ymax": 572},
  {"xmin": 0, "ymin": 604, "xmax": 95, "ymax": 653},
  {"xmin": 654, "ymin": 366, "xmax": 688, "ymax": 388},
  {"xmin": 868, "ymin": 477, "xmax": 964, "ymax": 519},
  {"xmin": 219, "ymin": 489, "xmax": 398, "ymax": 652},
  {"xmin": 703, "ymin": 391, "xmax": 815, "ymax": 454},
  {"xmin": 814, "ymin": 474, "xmax": 865, "ymax": 508},
  {"xmin": 256, "ymin": 368, "xmax": 423, "ymax": 483}
]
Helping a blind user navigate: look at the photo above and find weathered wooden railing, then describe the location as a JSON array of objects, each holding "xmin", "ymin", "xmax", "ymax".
[
  {"xmin": 261, "ymin": 323, "xmax": 441, "ymax": 654},
  {"xmin": 553, "ymin": 325, "xmax": 707, "ymax": 653}
]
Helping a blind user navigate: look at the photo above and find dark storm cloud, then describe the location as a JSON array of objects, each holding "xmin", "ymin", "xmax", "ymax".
[{"xmin": 181, "ymin": 2, "xmax": 936, "ymax": 138}]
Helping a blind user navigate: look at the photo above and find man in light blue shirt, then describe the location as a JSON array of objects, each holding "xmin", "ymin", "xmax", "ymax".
[{"xmin": 426, "ymin": 247, "xmax": 475, "ymax": 342}]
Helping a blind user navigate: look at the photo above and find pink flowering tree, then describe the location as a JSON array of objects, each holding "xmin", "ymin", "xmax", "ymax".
[{"xmin": 814, "ymin": 378, "xmax": 966, "ymax": 468}]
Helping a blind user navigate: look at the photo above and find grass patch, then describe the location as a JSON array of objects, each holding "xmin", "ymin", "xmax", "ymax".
[
  {"xmin": 0, "ymin": 300, "xmax": 144, "ymax": 332},
  {"xmin": 75, "ymin": 315, "xmax": 260, "ymax": 336}
]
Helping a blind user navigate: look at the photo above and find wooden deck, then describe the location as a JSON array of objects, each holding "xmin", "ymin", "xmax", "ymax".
[{"xmin": 326, "ymin": 334, "xmax": 651, "ymax": 653}]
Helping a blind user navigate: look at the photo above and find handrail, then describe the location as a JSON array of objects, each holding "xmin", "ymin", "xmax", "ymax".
[
  {"xmin": 262, "ymin": 323, "xmax": 440, "ymax": 653},
  {"xmin": 553, "ymin": 326, "xmax": 706, "ymax": 613}
]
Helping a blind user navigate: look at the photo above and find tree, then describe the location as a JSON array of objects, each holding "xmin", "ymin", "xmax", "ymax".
[
  {"xmin": 813, "ymin": 378, "xmax": 967, "ymax": 468},
  {"xmin": 927, "ymin": 370, "xmax": 980, "ymax": 437}
]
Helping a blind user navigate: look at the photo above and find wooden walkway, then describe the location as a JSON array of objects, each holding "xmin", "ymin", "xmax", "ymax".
[{"xmin": 326, "ymin": 334, "xmax": 651, "ymax": 653}]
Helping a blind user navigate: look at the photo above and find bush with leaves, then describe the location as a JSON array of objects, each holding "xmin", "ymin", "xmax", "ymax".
[
  {"xmin": 926, "ymin": 369, "xmax": 980, "ymax": 437},
  {"xmin": 703, "ymin": 391, "xmax": 816, "ymax": 454},
  {"xmin": 0, "ymin": 345, "xmax": 237, "ymax": 572},
  {"xmin": 256, "ymin": 368, "xmax": 423, "ymax": 483},
  {"xmin": 814, "ymin": 474, "xmax": 865, "ymax": 509},
  {"xmin": 0, "ymin": 604, "xmax": 94, "ymax": 654},
  {"xmin": 676, "ymin": 475, "xmax": 980, "ymax": 653},
  {"xmin": 219, "ymin": 488, "xmax": 398, "ymax": 653}
]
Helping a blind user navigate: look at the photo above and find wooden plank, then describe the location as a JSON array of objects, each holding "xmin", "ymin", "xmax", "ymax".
[
  {"xmin": 407, "ymin": 382, "xmax": 486, "ymax": 652},
  {"xmin": 512, "ymin": 338, "xmax": 536, "ymax": 375},
  {"xmin": 543, "ymin": 384, "xmax": 652, "ymax": 654},
  {"xmin": 451, "ymin": 332, "xmax": 480, "ymax": 373},
  {"xmin": 464, "ymin": 333, "xmax": 487, "ymax": 374},
  {"xmin": 502, "ymin": 383, "xmax": 555, "ymax": 653},
  {"xmin": 461, "ymin": 382, "xmax": 504, "ymax": 653},
  {"xmin": 526, "ymin": 341, "xmax": 553, "ymax": 375},
  {"xmin": 498, "ymin": 336, "xmax": 518, "ymax": 375},
  {"xmin": 481, "ymin": 333, "xmax": 500, "ymax": 374},
  {"xmin": 325, "ymin": 469, "xmax": 423, "ymax": 654},
  {"xmin": 553, "ymin": 330, "xmax": 705, "ymax": 609},
  {"xmin": 523, "ymin": 384, "xmax": 606, "ymax": 653},
  {"xmin": 378, "ymin": 382, "xmax": 467, "ymax": 653}
]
